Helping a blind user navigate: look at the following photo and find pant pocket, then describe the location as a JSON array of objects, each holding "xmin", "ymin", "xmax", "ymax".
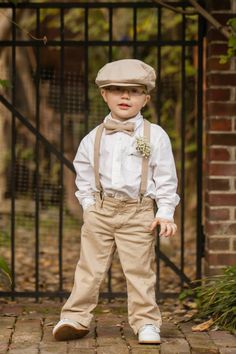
[
  {"xmin": 83, "ymin": 203, "xmax": 96, "ymax": 222},
  {"xmin": 141, "ymin": 207, "xmax": 155, "ymax": 233}
]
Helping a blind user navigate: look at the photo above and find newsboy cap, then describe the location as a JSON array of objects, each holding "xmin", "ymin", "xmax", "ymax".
[{"xmin": 95, "ymin": 59, "xmax": 156, "ymax": 92}]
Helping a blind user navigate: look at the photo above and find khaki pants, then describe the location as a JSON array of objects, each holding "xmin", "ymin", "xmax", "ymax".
[{"xmin": 61, "ymin": 194, "xmax": 162, "ymax": 334}]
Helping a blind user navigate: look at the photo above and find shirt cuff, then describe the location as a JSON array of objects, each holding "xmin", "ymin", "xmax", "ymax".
[
  {"xmin": 81, "ymin": 198, "xmax": 96, "ymax": 210},
  {"xmin": 155, "ymin": 206, "xmax": 175, "ymax": 222}
]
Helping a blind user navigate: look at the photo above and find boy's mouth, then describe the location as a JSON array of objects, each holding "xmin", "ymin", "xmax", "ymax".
[{"xmin": 118, "ymin": 103, "xmax": 131, "ymax": 109}]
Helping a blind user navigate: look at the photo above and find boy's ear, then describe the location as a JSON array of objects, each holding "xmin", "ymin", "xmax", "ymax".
[
  {"xmin": 100, "ymin": 89, "xmax": 107, "ymax": 103},
  {"xmin": 143, "ymin": 94, "xmax": 151, "ymax": 107}
]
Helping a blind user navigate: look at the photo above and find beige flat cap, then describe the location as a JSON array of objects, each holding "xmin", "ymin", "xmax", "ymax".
[{"xmin": 95, "ymin": 59, "xmax": 156, "ymax": 92}]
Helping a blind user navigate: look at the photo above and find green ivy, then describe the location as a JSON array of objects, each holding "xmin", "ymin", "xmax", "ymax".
[{"xmin": 220, "ymin": 18, "xmax": 236, "ymax": 64}]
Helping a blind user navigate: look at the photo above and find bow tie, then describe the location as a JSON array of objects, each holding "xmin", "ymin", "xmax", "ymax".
[{"xmin": 104, "ymin": 120, "xmax": 135, "ymax": 136}]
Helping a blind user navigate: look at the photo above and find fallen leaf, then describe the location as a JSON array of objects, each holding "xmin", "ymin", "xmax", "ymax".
[
  {"xmin": 186, "ymin": 301, "xmax": 197, "ymax": 309},
  {"xmin": 192, "ymin": 319, "xmax": 214, "ymax": 332},
  {"xmin": 210, "ymin": 325, "xmax": 220, "ymax": 331},
  {"xmin": 45, "ymin": 322, "xmax": 54, "ymax": 326}
]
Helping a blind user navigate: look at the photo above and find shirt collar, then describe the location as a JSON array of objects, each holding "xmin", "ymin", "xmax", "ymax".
[{"xmin": 104, "ymin": 112, "xmax": 143, "ymax": 131}]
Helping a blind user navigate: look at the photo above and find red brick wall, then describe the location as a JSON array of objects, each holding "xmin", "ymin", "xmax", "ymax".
[{"xmin": 204, "ymin": 1, "xmax": 236, "ymax": 275}]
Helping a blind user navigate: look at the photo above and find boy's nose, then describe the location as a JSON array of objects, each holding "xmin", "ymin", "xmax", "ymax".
[{"xmin": 121, "ymin": 89, "xmax": 131, "ymax": 98}]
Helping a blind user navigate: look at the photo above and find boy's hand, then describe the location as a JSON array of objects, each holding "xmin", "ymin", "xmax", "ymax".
[{"xmin": 150, "ymin": 217, "xmax": 177, "ymax": 237}]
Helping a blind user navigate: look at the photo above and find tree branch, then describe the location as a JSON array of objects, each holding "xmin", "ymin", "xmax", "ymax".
[
  {"xmin": 0, "ymin": 9, "xmax": 47, "ymax": 44},
  {"xmin": 151, "ymin": 0, "xmax": 197, "ymax": 15},
  {"xmin": 152, "ymin": 0, "xmax": 232, "ymax": 40},
  {"xmin": 188, "ymin": 0, "xmax": 231, "ymax": 39}
]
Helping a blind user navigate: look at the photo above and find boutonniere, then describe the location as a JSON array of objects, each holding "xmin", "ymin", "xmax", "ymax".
[{"xmin": 135, "ymin": 136, "xmax": 151, "ymax": 158}]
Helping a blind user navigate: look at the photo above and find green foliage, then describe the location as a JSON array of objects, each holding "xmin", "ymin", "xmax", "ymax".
[
  {"xmin": 179, "ymin": 265, "xmax": 236, "ymax": 331},
  {"xmin": 220, "ymin": 18, "xmax": 236, "ymax": 64},
  {"xmin": 89, "ymin": 9, "xmax": 109, "ymax": 41},
  {"xmin": 179, "ymin": 287, "xmax": 194, "ymax": 302},
  {"xmin": 136, "ymin": 8, "xmax": 158, "ymax": 41},
  {"xmin": 0, "ymin": 230, "xmax": 10, "ymax": 247},
  {"xmin": 18, "ymin": 146, "xmax": 34, "ymax": 161},
  {"xmin": 2, "ymin": 0, "xmax": 18, "ymax": 5},
  {"xmin": 0, "ymin": 79, "xmax": 11, "ymax": 88},
  {"xmin": 9, "ymin": 0, "xmax": 18, "ymax": 5},
  {"xmin": 64, "ymin": 8, "xmax": 84, "ymax": 39},
  {"xmin": 0, "ymin": 256, "xmax": 12, "ymax": 288}
]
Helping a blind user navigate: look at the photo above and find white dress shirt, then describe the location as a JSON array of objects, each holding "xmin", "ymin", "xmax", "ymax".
[{"xmin": 73, "ymin": 112, "xmax": 180, "ymax": 221}]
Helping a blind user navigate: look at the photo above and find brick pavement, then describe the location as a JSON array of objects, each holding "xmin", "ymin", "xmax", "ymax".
[{"xmin": 0, "ymin": 302, "xmax": 235, "ymax": 354}]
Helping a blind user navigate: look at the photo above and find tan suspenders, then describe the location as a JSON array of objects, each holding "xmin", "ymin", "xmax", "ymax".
[
  {"xmin": 139, "ymin": 119, "xmax": 150, "ymax": 199},
  {"xmin": 94, "ymin": 119, "xmax": 151, "ymax": 201},
  {"xmin": 94, "ymin": 123, "xmax": 105, "ymax": 194}
]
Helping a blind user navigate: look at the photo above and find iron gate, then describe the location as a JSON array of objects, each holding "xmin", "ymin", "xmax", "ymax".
[{"xmin": 0, "ymin": 1, "xmax": 205, "ymax": 300}]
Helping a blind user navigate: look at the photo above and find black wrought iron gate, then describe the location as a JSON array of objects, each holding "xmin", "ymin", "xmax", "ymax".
[{"xmin": 0, "ymin": 1, "xmax": 205, "ymax": 300}]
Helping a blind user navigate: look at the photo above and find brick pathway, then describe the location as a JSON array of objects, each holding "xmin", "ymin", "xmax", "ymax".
[{"xmin": 0, "ymin": 302, "xmax": 235, "ymax": 354}]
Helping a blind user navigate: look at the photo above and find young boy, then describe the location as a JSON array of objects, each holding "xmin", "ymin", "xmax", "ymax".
[{"xmin": 53, "ymin": 59, "xmax": 180, "ymax": 344}]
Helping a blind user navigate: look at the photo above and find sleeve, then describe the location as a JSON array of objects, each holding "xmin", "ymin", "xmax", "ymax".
[
  {"xmin": 152, "ymin": 131, "xmax": 180, "ymax": 221},
  {"xmin": 73, "ymin": 135, "xmax": 96, "ymax": 210}
]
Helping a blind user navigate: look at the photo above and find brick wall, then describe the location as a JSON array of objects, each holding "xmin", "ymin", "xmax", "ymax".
[{"xmin": 204, "ymin": 0, "xmax": 236, "ymax": 275}]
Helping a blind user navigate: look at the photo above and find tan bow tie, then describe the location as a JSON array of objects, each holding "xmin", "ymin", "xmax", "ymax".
[{"xmin": 104, "ymin": 120, "xmax": 135, "ymax": 136}]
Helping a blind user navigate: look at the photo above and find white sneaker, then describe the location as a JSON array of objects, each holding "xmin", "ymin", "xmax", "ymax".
[
  {"xmin": 53, "ymin": 318, "xmax": 89, "ymax": 341},
  {"xmin": 138, "ymin": 324, "xmax": 161, "ymax": 344}
]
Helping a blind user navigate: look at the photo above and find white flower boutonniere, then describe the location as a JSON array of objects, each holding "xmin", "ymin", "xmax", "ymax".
[{"xmin": 135, "ymin": 136, "xmax": 151, "ymax": 158}]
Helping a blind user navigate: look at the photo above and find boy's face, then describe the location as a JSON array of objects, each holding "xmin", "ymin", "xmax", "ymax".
[{"xmin": 100, "ymin": 85, "xmax": 150, "ymax": 121}]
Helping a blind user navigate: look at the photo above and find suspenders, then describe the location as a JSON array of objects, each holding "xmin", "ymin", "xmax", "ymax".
[
  {"xmin": 94, "ymin": 119, "xmax": 151, "ymax": 201},
  {"xmin": 140, "ymin": 119, "xmax": 150, "ymax": 199},
  {"xmin": 94, "ymin": 123, "xmax": 105, "ymax": 196}
]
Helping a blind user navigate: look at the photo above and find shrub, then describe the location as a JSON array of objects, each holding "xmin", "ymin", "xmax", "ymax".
[
  {"xmin": 0, "ymin": 256, "xmax": 12, "ymax": 289},
  {"xmin": 179, "ymin": 265, "xmax": 236, "ymax": 331}
]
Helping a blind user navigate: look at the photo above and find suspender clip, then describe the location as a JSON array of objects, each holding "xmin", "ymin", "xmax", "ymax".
[
  {"xmin": 139, "ymin": 193, "xmax": 144, "ymax": 204},
  {"xmin": 99, "ymin": 190, "xmax": 104, "ymax": 208}
]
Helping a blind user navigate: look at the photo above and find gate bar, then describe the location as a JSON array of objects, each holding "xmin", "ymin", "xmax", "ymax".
[
  {"xmin": 196, "ymin": 14, "xmax": 205, "ymax": 279},
  {"xmin": 180, "ymin": 11, "xmax": 186, "ymax": 289},
  {"xmin": 0, "ymin": 95, "xmax": 74, "ymax": 172},
  {"xmin": 10, "ymin": 6, "xmax": 16, "ymax": 301},
  {"xmin": 35, "ymin": 8, "xmax": 41, "ymax": 302},
  {"xmin": 59, "ymin": 7, "xmax": 65, "ymax": 297}
]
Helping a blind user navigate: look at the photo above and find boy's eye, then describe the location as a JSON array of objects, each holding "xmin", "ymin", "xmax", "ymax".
[
  {"xmin": 109, "ymin": 86, "xmax": 122, "ymax": 93},
  {"xmin": 130, "ymin": 88, "xmax": 139, "ymax": 94},
  {"xmin": 107, "ymin": 86, "xmax": 146, "ymax": 96}
]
